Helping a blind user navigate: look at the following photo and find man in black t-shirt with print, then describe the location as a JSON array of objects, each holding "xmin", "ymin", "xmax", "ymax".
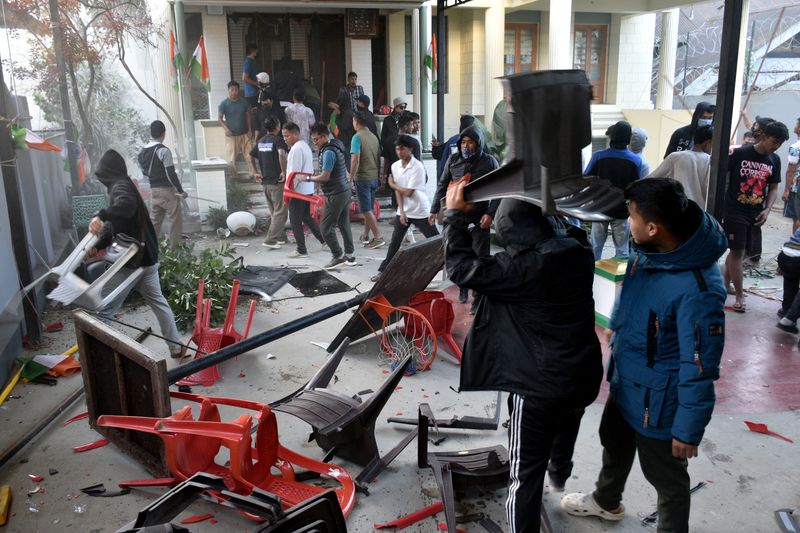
[
  {"xmin": 250, "ymin": 117, "xmax": 289, "ymax": 248},
  {"xmin": 723, "ymin": 120, "xmax": 789, "ymax": 312}
]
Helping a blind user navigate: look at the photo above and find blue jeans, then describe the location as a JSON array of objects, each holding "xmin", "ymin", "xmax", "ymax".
[
  {"xmin": 99, "ymin": 263, "xmax": 182, "ymax": 351},
  {"xmin": 591, "ymin": 219, "xmax": 629, "ymax": 260}
]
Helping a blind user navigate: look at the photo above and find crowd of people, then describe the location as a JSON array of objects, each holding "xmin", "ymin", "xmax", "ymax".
[{"xmin": 82, "ymin": 50, "xmax": 800, "ymax": 532}]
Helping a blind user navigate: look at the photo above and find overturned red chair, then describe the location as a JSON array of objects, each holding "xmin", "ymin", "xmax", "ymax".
[
  {"xmin": 407, "ymin": 291, "xmax": 462, "ymax": 364},
  {"xmin": 96, "ymin": 392, "xmax": 356, "ymax": 517}
]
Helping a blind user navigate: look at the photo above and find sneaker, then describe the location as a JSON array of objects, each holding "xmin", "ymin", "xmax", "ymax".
[
  {"xmin": 370, "ymin": 273, "xmax": 381, "ymax": 282},
  {"xmin": 778, "ymin": 308, "xmax": 786, "ymax": 319},
  {"xmin": 324, "ymin": 256, "xmax": 347, "ymax": 270},
  {"xmin": 276, "ymin": 238, "xmax": 287, "ymax": 245},
  {"xmin": 262, "ymin": 240, "xmax": 281, "ymax": 249},
  {"xmin": 345, "ymin": 255, "xmax": 358, "ymax": 266},
  {"xmin": 776, "ymin": 320, "xmax": 799, "ymax": 334},
  {"xmin": 365, "ymin": 238, "xmax": 386, "ymax": 249},
  {"xmin": 287, "ymin": 250, "xmax": 308, "ymax": 258},
  {"xmin": 561, "ymin": 493, "xmax": 625, "ymax": 521},
  {"xmin": 359, "ymin": 234, "xmax": 371, "ymax": 244}
]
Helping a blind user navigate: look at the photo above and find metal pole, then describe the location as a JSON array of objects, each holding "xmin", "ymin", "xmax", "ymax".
[
  {"xmin": 48, "ymin": 0, "xmax": 81, "ymax": 195},
  {"xmin": 419, "ymin": 5, "xmax": 432, "ymax": 151},
  {"xmin": 167, "ymin": 294, "xmax": 366, "ymax": 384},
  {"xmin": 436, "ymin": 0, "xmax": 446, "ymax": 143},
  {"xmin": 173, "ymin": 0, "xmax": 198, "ymax": 162},
  {"xmin": 707, "ymin": 0, "xmax": 745, "ymax": 220}
]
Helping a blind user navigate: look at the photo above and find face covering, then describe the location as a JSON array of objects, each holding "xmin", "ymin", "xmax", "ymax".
[
  {"xmin": 461, "ymin": 146, "xmax": 477, "ymax": 159},
  {"xmin": 698, "ymin": 118, "xmax": 712, "ymax": 127}
]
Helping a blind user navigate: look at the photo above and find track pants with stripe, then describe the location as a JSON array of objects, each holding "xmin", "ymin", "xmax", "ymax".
[{"xmin": 506, "ymin": 393, "xmax": 586, "ymax": 533}]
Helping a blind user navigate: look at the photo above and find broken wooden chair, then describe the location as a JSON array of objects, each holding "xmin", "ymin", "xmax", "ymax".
[
  {"xmin": 273, "ymin": 354, "xmax": 413, "ymax": 484},
  {"xmin": 407, "ymin": 291, "xmax": 462, "ymax": 363},
  {"xmin": 97, "ymin": 392, "xmax": 356, "ymax": 517},
  {"xmin": 417, "ymin": 403, "xmax": 511, "ymax": 533},
  {"xmin": 177, "ymin": 278, "xmax": 257, "ymax": 386}
]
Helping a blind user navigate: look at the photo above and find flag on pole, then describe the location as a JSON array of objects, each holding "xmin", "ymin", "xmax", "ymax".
[
  {"xmin": 189, "ymin": 35, "xmax": 210, "ymax": 92},
  {"xmin": 169, "ymin": 31, "xmax": 183, "ymax": 91},
  {"xmin": 424, "ymin": 34, "xmax": 438, "ymax": 92}
]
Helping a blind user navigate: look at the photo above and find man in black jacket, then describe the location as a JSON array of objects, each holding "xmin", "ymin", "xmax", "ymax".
[
  {"xmin": 88, "ymin": 149, "xmax": 184, "ymax": 358},
  {"xmin": 444, "ymin": 182, "xmax": 603, "ymax": 533},
  {"xmin": 430, "ymin": 125, "xmax": 499, "ymax": 306},
  {"xmin": 664, "ymin": 101, "xmax": 715, "ymax": 157}
]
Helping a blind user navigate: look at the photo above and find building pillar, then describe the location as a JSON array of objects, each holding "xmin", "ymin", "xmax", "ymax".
[
  {"xmin": 412, "ymin": 8, "xmax": 421, "ymax": 118},
  {"xmin": 656, "ymin": 8, "xmax": 679, "ymax": 110},
  {"xmin": 173, "ymin": 0, "xmax": 197, "ymax": 161},
  {"xmin": 731, "ymin": 0, "xmax": 750, "ymax": 138},
  {"xmin": 419, "ymin": 5, "xmax": 432, "ymax": 151},
  {"xmin": 484, "ymin": 4, "xmax": 505, "ymax": 141},
  {"xmin": 549, "ymin": 0, "xmax": 572, "ymax": 70}
]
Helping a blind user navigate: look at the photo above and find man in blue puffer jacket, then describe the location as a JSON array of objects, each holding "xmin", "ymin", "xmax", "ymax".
[{"xmin": 562, "ymin": 178, "xmax": 727, "ymax": 533}]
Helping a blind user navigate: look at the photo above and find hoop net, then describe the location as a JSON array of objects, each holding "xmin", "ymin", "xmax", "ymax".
[{"xmin": 358, "ymin": 296, "xmax": 437, "ymax": 373}]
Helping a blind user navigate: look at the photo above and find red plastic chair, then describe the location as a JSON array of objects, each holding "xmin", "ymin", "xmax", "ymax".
[
  {"xmin": 178, "ymin": 279, "xmax": 257, "ymax": 387},
  {"xmin": 97, "ymin": 392, "xmax": 356, "ymax": 517},
  {"xmin": 407, "ymin": 291, "xmax": 462, "ymax": 364},
  {"xmin": 284, "ymin": 172, "xmax": 326, "ymax": 207}
]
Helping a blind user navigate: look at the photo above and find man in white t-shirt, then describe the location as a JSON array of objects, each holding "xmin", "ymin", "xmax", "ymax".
[
  {"xmin": 284, "ymin": 89, "xmax": 316, "ymax": 144},
  {"xmin": 647, "ymin": 125, "xmax": 713, "ymax": 208},
  {"xmin": 372, "ymin": 135, "xmax": 439, "ymax": 281},
  {"xmin": 282, "ymin": 121, "xmax": 324, "ymax": 258}
]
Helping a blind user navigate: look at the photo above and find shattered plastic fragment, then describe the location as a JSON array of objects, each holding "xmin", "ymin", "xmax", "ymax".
[
  {"xmin": 28, "ymin": 502, "xmax": 40, "ymax": 513},
  {"xmin": 73, "ymin": 504, "xmax": 86, "ymax": 514},
  {"xmin": 27, "ymin": 487, "xmax": 44, "ymax": 496},
  {"xmin": 28, "ymin": 474, "xmax": 43, "ymax": 482}
]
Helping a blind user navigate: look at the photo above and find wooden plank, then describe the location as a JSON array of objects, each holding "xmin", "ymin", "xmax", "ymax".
[
  {"xmin": 74, "ymin": 311, "xmax": 171, "ymax": 477},
  {"xmin": 329, "ymin": 235, "xmax": 444, "ymax": 351}
]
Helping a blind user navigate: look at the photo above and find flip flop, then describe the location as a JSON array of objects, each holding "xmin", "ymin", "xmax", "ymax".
[{"xmin": 731, "ymin": 302, "xmax": 746, "ymax": 313}]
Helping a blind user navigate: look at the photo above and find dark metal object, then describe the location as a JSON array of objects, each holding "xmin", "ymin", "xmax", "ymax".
[
  {"xmin": 478, "ymin": 517, "xmax": 505, "ymax": 533},
  {"xmin": 641, "ymin": 481, "xmax": 707, "ymax": 526},
  {"xmin": 268, "ymin": 337, "xmax": 350, "ymax": 408},
  {"xmin": 775, "ymin": 508, "xmax": 800, "ymax": 533},
  {"xmin": 463, "ymin": 71, "xmax": 617, "ymax": 221},
  {"xmin": 275, "ymin": 355, "xmax": 413, "ymax": 469},
  {"xmin": 418, "ymin": 404, "xmax": 511, "ymax": 533},
  {"xmin": 329, "ymin": 236, "xmax": 444, "ymax": 351},
  {"xmin": 169, "ymin": 293, "xmax": 366, "ymax": 384},
  {"xmin": 388, "ymin": 390, "xmax": 502, "ymax": 431},
  {"xmin": 355, "ymin": 426, "xmax": 419, "ymax": 485},
  {"xmin": 707, "ymin": 0, "xmax": 745, "ymax": 220}
]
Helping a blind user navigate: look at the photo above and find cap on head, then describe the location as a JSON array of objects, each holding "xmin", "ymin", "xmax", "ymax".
[
  {"xmin": 629, "ymin": 128, "xmax": 648, "ymax": 153},
  {"xmin": 607, "ymin": 121, "xmax": 632, "ymax": 146},
  {"xmin": 392, "ymin": 97, "xmax": 408, "ymax": 108},
  {"xmin": 357, "ymin": 94, "xmax": 371, "ymax": 107},
  {"xmin": 256, "ymin": 72, "xmax": 270, "ymax": 84}
]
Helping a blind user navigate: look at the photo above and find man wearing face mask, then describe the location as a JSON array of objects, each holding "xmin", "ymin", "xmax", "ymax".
[
  {"xmin": 664, "ymin": 101, "xmax": 715, "ymax": 157},
  {"xmin": 430, "ymin": 125, "xmax": 500, "ymax": 309}
]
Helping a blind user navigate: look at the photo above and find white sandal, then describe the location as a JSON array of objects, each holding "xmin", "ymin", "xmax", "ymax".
[{"xmin": 561, "ymin": 492, "xmax": 625, "ymax": 521}]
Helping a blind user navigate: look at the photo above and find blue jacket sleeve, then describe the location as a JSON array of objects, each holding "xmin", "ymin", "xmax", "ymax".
[{"xmin": 671, "ymin": 289, "xmax": 725, "ymax": 445}]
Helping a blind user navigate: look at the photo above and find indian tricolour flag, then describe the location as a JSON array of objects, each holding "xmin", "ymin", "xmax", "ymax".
[
  {"xmin": 423, "ymin": 34, "xmax": 438, "ymax": 92},
  {"xmin": 189, "ymin": 35, "xmax": 210, "ymax": 92},
  {"xmin": 169, "ymin": 31, "xmax": 183, "ymax": 91}
]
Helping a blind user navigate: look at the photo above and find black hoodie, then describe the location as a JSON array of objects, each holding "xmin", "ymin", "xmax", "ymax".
[
  {"xmin": 664, "ymin": 101, "xmax": 715, "ymax": 157},
  {"xmin": 94, "ymin": 149, "xmax": 159, "ymax": 267},
  {"xmin": 431, "ymin": 126, "xmax": 500, "ymax": 217},
  {"xmin": 444, "ymin": 199, "xmax": 602, "ymax": 403}
]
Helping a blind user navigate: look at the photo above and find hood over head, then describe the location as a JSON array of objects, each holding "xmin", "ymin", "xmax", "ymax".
[
  {"xmin": 94, "ymin": 149, "xmax": 130, "ymax": 188},
  {"xmin": 634, "ymin": 201, "xmax": 727, "ymax": 271},
  {"xmin": 690, "ymin": 101, "xmax": 715, "ymax": 131},
  {"xmin": 494, "ymin": 199, "xmax": 563, "ymax": 255},
  {"xmin": 458, "ymin": 125, "xmax": 488, "ymax": 157},
  {"xmin": 629, "ymin": 128, "xmax": 648, "ymax": 153}
]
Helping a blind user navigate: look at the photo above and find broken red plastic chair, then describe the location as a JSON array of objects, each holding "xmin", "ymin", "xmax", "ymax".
[
  {"xmin": 96, "ymin": 392, "xmax": 356, "ymax": 517},
  {"xmin": 284, "ymin": 172, "xmax": 325, "ymax": 207},
  {"xmin": 407, "ymin": 291, "xmax": 462, "ymax": 363}
]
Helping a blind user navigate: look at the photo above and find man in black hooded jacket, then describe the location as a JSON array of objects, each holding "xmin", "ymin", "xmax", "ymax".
[
  {"xmin": 444, "ymin": 181, "xmax": 603, "ymax": 533},
  {"xmin": 430, "ymin": 125, "xmax": 500, "ymax": 307},
  {"xmin": 664, "ymin": 101, "xmax": 715, "ymax": 157},
  {"xmin": 88, "ymin": 149, "xmax": 184, "ymax": 357}
]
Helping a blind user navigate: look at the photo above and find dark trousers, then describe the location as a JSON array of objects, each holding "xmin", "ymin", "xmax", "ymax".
[
  {"xmin": 506, "ymin": 393, "xmax": 586, "ymax": 533},
  {"xmin": 745, "ymin": 224, "xmax": 762, "ymax": 262},
  {"xmin": 321, "ymin": 190, "xmax": 354, "ymax": 258},
  {"xmin": 593, "ymin": 398, "xmax": 690, "ymax": 533},
  {"xmin": 378, "ymin": 215, "xmax": 439, "ymax": 271},
  {"xmin": 289, "ymin": 198, "xmax": 323, "ymax": 254},
  {"xmin": 778, "ymin": 252, "xmax": 800, "ymax": 320}
]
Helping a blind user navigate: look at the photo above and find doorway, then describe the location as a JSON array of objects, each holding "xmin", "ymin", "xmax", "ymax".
[{"xmin": 573, "ymin": 24, "xmax": 607, "ymax": 103}]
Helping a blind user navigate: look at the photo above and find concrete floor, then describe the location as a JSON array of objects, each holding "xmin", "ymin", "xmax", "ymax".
[{"xmin": 1, "ymin": 163, "xmax": 798, "ymax": 532}]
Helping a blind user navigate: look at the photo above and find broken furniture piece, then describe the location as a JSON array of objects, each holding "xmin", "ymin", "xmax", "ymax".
[
  {"xmin": 274, "ymin": 354, "xmax": 414, "ymax": 483},
  {"xmin": 97, "ymin": 391, "xmax": 356, "ymax": 516},
  {"xmin": 284, "ymin": 172, "xmax": 325, "ymax": 207},
  {"xmin": 269, "ymin": 337, "xmax": 351, "ymax": 408},
  {"xmin": 463, "ymin": 70, "xmax": 622, "ymax": 221},
  {"xmin": 177, "ymin": 279, "xmax": 256, "ymax": 387},
  {"xmin": 418, "ymin": 404, "xmax": 511, "ymax": 533},
  {"xmin": 776, "ymin": 508, "xmax": 800, "ymax": 533},
  {"xmin": 388, "ymin": 390, "xmax": 503, "ymax": 431},
  {"xmin": 407, "ymin": 291, "xmax": 462, "ymax": 364},
  {"xmin": 330, "ymin": 236, "xmax": 444, "ymax": 352}
]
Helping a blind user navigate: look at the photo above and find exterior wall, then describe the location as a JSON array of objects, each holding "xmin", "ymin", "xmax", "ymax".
[
  {"xmin": 459, "ymin": 9, "xmax": 485, "ymax": 117},
  {"xmin": 609, "ymin": 13, "xmax": 656, "ymax": 109},
  {"xmin": 346, "ymin": 38, "xmax": 374, "ymax": 102},
  {"xmin": 203, "ymin": 11, "xmax": 231, "ymax": 120},
  {"xmin": 386, "ymin": 12, "xmax": 409, "ymax": 108},
  {"xmin": 622, "ymin": 108, "xmax": 690, "ymax": 168}
]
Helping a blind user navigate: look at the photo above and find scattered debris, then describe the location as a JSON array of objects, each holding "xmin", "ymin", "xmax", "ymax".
[
  {"xmin": 28, "ymin": 474, "xmax": 44, "ymax": 482},
  {"xmin": 27, "ymin": 487, "xmax": 44, "ymax": 496},
  {"xmin": 180, "ymin": 513, "xmax": 214, "ymax": 524},
  {"xmin": 48, "ymin": 469, "xmax": 58, "ymax": 476},
  {"xmin": 72, "ymin": 438, "xmax": 109, "ymax": 453},
  {"xmin": 774, "ymin": 508, "xmax": 799, "ymax": 533},
  {"xmin": 44, "ymin": 322, "xmax": 64, "ymax": 333},
  {"xmin": 63, "ymin": 412, "xmax": 89, "ymax": 426},
  {"xmin": 80, "ymin": 483, "xmax": 131, "ymax": 498},
  {"xmin": 73, "ymin": 504, "xmax": 86, "ymax": 514},
  {"xmin": 266, "ymin": 353, "xmax": 276, "ymax": 360},
  {"xmin": 744, "ymin": 420, "xmax": 794, "ymax": 443}
]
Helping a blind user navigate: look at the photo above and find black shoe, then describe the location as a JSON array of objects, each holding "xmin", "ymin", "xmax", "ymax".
[
  {"xmin": 777, "ymin": 308, "xmax": 786, "ymax": 319},
  {"xmin": 458, "ymin": 287, "xmax": 469, "ymax": 304},
  {"xmin": 776, "ymin": 322, "xmax": 799, "ymax": 334},
  {"xmin": 324, "ymin": 256, "xmax": 347, "ymax": 270}
]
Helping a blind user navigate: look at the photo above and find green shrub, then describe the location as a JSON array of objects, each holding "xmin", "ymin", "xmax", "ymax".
[
  {"xmin": 226, "ymin": 179, "xmax": 250, "ymax": 212},
  {"xmin": 205, "ymin": 206, "xmax": 230, "ymax": 230},
  {"xmin": 159, "ymin": 239, "xmax": 240, "ymax": 332}
]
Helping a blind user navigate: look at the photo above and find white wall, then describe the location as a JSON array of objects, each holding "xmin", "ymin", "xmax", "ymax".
[
  {"xmin": 609, "ymin": 13, "xmax": 656, "ymax": 109},
  {"xmin": 459, "ymin": 9, "xmax": 485, "ymax": 117},
  {"xmin": 203, "ymin": 11, "xmax": 231, "ymax": 119},
  {"xmin": 346, "ymin": 38, "xmax": 374, "ymax": 102}
]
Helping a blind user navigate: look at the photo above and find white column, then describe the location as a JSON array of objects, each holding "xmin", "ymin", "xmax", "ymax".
[
  {"xmin": 656, "ymin": 8, "xmax": 679, "ymax": 110},
  {"xmin": 419, "ymin": 5, "xmax": 432, "ymax": 150},
  {"xmin": 731, "ymin": 0, "xmax": 750, "ymax": 136},
  {"xmin": 484, "ymin": 4, "xmax": 505, "ymax": 140},
  {"xmin": 549, "ymin": 0, "xmax": 572, "ymax": 70},
  {"xmin": 412, "ymin": 8, "xmax": 421, "ymax": 113}
]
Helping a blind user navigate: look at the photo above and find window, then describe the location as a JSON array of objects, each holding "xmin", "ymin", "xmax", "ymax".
[
  {"xmin": 504, "ymin": 23, "xmax": 538, "ymax": 75},
  {"xmin": 405, "ymin": 15, "xmax": 447, "ymax": 95},
  {"xmin": 574, "ymin": 24, "xmax": 608, "ymax": 103}
]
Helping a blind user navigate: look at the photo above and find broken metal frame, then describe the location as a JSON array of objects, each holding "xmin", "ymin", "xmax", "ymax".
[{"xmin": 387, "ymin": 390, "xmax": 503, "ymax": 431}]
